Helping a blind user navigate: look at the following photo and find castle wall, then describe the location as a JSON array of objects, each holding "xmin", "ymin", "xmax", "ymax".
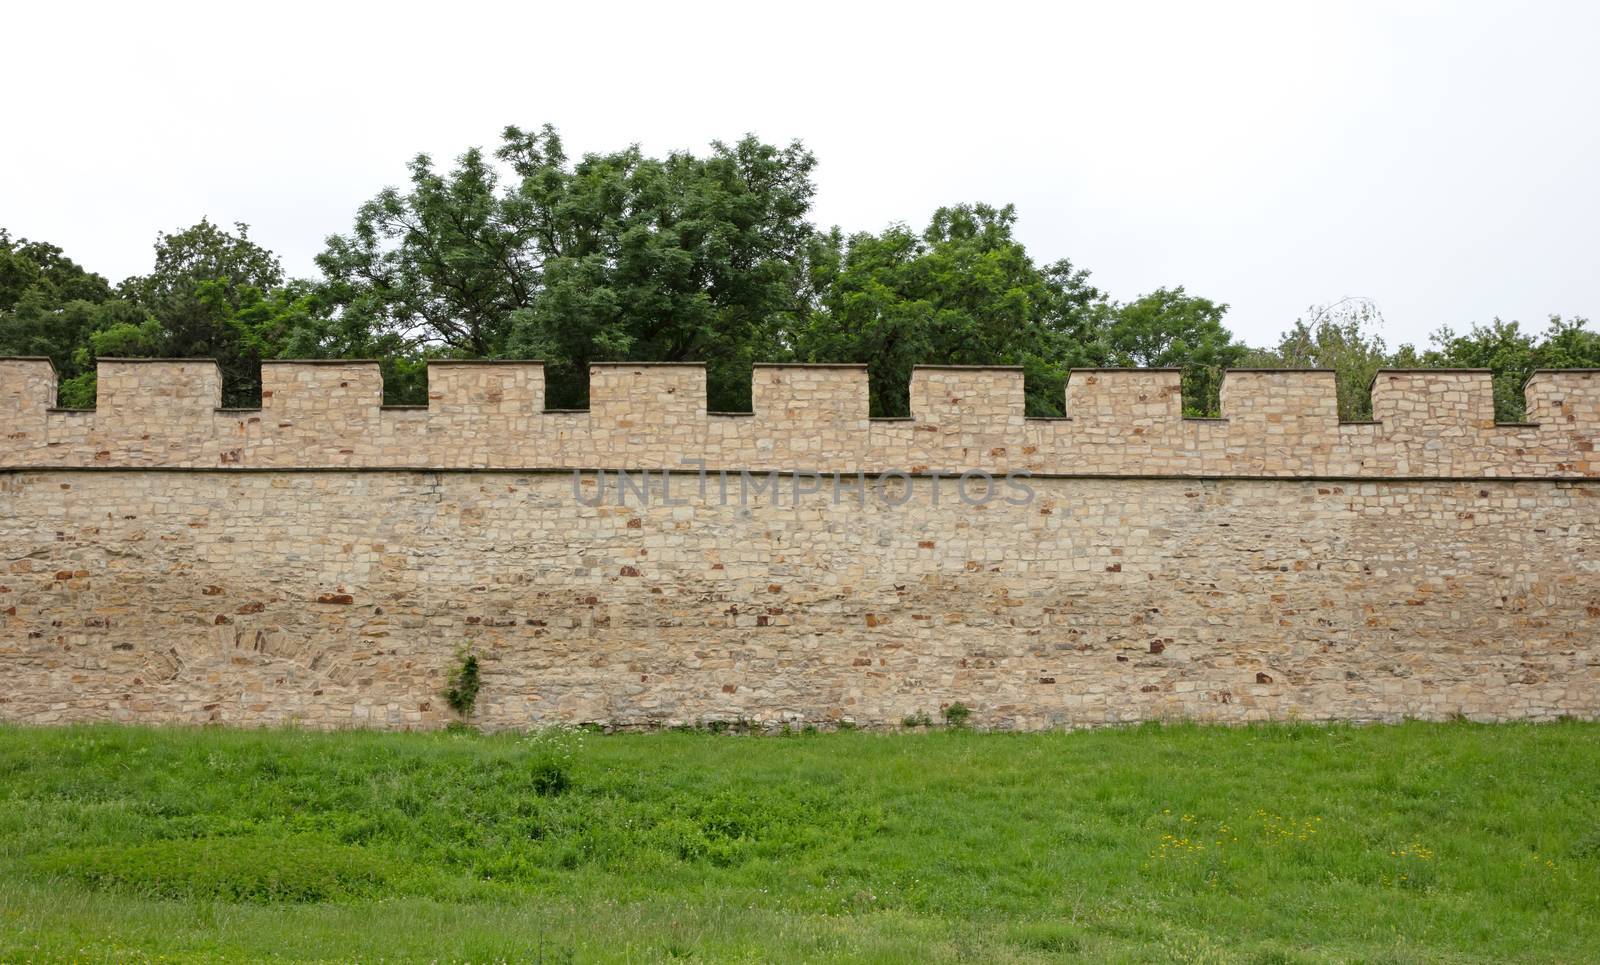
[
  {"xmin": 1, "ymin": 470, "xmax": 1595, "ymax": 730},
  {"xmin": 2, "ymin": 359, "xmax": 1597, "ymax": 730}
]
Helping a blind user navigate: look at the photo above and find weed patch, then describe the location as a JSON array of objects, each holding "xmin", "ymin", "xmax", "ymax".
[{"xmin": 30, "ymin": 835, "xmax": 387, "ymax": 902}]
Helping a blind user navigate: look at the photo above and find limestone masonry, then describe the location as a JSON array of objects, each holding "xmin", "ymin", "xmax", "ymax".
[{"xmin": 2, "ymin": 357, "xmax": 1597, "ymax": 730}]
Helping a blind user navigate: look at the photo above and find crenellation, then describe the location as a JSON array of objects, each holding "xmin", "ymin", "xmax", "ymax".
[
  {"xmin": 252, "ymin": 361, "xmax": 382, "ymax": 466},
  {"xmin": 590, "ymin": 363, "xmax": 705, "ymax": 418},
  {"xmin": 89, "ymin": 360, "xmax": 226, "ymax": 466},
  {"xmin": 1066, "ymin": 368, "xmax": 1183, "ymax": 427},
  {"xmin": 0, "ymin": 357, "xmax": 57, "ymax": 406},
  {"xmin": 749, "ymin": 364, "xmax": 870, "ymax": 466},
  {"xmin": 909, "ymin": 365, "xmax": 1026, "ymax": 424},
  {"xmin": 0, "ymin": 358, "xmax": 55, "ymax": 443},
  {"xmin": 1219, "ymin": 370, "xmax": 1339, "ymax": 426},
  {"xmin": 1370, "ymin": 370, "xmax": 1497, "ymax": 431},
  {"xmin": 1218, "ymin": 370, "xmax": 1339, "ymax": 474},
  {"xmin": 905, "ymin": 366, "xmax": 1027, "ymax": 468},
  {"xmin": 586, "ymin": 363, "xmax": 708, "ymax": 468},
  {"xmin": 0, "ymin": 359, "xmax": 1595, "ymax": 477},
  {"xmin": 1526, "ymin": 369, "xmax": 1600, "ymax": 426},
  {"xmin": 261, "ymin": 360, "xmax": 383, "ymax": 420},
  {"xmin": 1525, "ymin": 369, "xmax": 1600, "ymax": 476},
  {"xmin": 1367, "ymin": 370, "xmax": 1503, "ymax": 476},
  {"xmin": 752, "ymin": 363, "xmax": 869, "ymax": 424},
  {"xmin": 96, "ymin": 358, "xmax": 223, "ymax": 419},
  {"xmin": 426, "ymin": 360, "xmax": 545, "ymax": 416}
]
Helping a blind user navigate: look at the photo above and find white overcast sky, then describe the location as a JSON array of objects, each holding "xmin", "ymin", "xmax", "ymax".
[{"xmin": 4, "ymin": 0, "xmax": 1596, "ymax": 349}]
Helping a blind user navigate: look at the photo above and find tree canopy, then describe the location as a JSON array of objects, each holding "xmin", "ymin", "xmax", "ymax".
[
  {"xmin": 1245, "ymin": 301, "xmax": 1600, "ymax": 422},
  {"xmin": 317, "ymin": 125, "xmax": 818, "ymax": 410},
  {"xmin": 2, "ymin": 124, "xmax": 1593, "ymax": 417},
  {"xmin": 792, "ymin": 203, "xmax": 1106, "ymax": 416}
]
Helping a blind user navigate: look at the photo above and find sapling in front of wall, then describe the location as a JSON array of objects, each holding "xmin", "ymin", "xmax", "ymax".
[{"xmin": 445, "ymin": 650, "xmax": 481, "ymax": 719}]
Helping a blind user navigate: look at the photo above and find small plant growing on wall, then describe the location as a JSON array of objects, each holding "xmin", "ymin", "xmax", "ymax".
[
  {"xmin": 444, "ymin": 649, "xmax": 481, "ymax": 717},
  {"xmin": 942, "ymin": 702, "xmax": 972, "ymax": 727}
]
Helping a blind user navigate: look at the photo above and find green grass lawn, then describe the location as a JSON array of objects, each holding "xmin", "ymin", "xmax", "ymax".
[{"xmin": 0, "ymin": 721, "xmax": 1596, "ymax": 963}]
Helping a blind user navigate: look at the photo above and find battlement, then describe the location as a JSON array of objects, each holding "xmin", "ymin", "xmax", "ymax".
[{"xmin": 2, "ymin": 357, "xmax": 1597, "ymax": 476}]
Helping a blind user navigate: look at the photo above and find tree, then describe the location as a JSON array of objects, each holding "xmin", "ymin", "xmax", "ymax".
[
  {"xmin": 1103, "ymin": 287, "xmax": 1244, "ymax": 416},
  {"xmin": 1423, "ymin": 315, "xmax": 1600, "ymax": 421},
  {"xmin": 318, "ymin": 124, "xmax": 819, "ymax": 410},
  {"xmin": 792, "ymin": 203, "xmax": 1107, "ymax": 416},
  {"xmin": 1245, "ymin": 303, "xmax": 1600, "ymax": 423},
  {"xmin": 0, "ymin": 230, "xmax": 113, "ymax": 309},
  {"xmin": 1241, "ymin": 298, "xmax": 1393, "ymax": 420},
  {"xmin": 35, "ymin": 219, "xmax": 369, "ymax": 408},
  {"xmin": 214, "ymin": 279, "xmax": 428, "ymax": 404},
  {"xmin": 0, "ymin": 288, "xmax": 103, "ymax": 379},
  {"xmin": 95, "ymin": 219, "xmax": 288, "ymax": 405},
  {"xmin": 0, "ymin": 231, "xmax": 128, "ymax": 406}
]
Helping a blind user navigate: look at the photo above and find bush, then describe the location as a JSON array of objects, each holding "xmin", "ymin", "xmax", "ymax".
[
  {"xmin": 529, "ymin": 757, "xmax": 571, "ymax": 796},
  {"xmin": 519, "ymin": 726, "xmax": 582, "ymax": 796},
  {"xmin": 445, "ymin": 650, "xmax": 481, "ymax": 716},
  {"xmin": 942, "ymin": 702, "xmax": 972, "ymax": 727}
]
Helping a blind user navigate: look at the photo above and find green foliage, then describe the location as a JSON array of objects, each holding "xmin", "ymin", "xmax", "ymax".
[
  {"xmin": 520, "ymin": 727, "xmax": 578, "ymax": 796},
  {"xmin": 1242, "ymin": 298, "xmax": 1391, "ymax": 420},
  {"xmin": 0, "ymin": 229, "xmax": 121, "ymax": 397},
  {"xmin": 195, "ymin": 277, "xmax": 427, "ymax": 406},
  {"xmin": 794, "ymin": 203, "xmax": 1108, "ymax": 416},
  {"xmin": 318, "ymin": 125, "xmax": 818, "ymax": 411},
  {"xmin": 1249, "ymin": 303, "xmax": 1600, "ymax": 424},
  {"xmin": 941, "ymin": 701, "xmax": 972, "ymax": 727},
  {"xmin": 55, "ymin": 371, "xmax": 98, "ymax": 409},
  {"xmin": 444, "ymin": 650, "xmax": 481, "ymax": 716},
  {"xmin": 1104, "ymin": 287, "xmax": 1245, "ymax": 416},
  {"xmin": 6, "ymin": 124, "xmax": 1597, "ymax": 419},
  {"xmin": 792, "ymin": 206, "xmax": 1250, "ymax": 416},
  {"xmin": 0, "ymin": 722, "xmax": 1596, "ymax": 962},
  {"xmin": 1422, "ymin": 315, "xmax": 1600, "ymax": 422},
  {"xmin": 113, "ymin": 219, "xmax": 288, "ymax": 406},
  {"xmin": 528, "ymin": 757, "xmax": 570, "ymax": 797},
  {"xmin": 901, "ymin": 710, "xmax": 934, "ymax": 728},
  {"xmin": 1, "ymin": 220, "xmax": 416, "ymax": 408},
  {"xmin": 0, "ymin": 229, "xmax": 112, "ymax": 309}
]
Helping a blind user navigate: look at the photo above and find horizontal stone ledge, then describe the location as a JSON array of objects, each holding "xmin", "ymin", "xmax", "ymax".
[{"xmin": 4, "ymin": 465, "xmax": 1597, "ymax": 484}]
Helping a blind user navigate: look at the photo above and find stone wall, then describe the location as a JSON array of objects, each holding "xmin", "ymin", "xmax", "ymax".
[{"xmin": 1, "ymin": 358, "xmax": 1597, "ymax": 730}]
